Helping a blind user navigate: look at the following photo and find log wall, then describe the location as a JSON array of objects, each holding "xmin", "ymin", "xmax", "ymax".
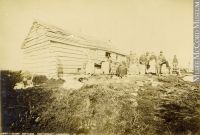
[{"xmin": 22, "ymin": 22, "xmax": 126, "ymax": 78}]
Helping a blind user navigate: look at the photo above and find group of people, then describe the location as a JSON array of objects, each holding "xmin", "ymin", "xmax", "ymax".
[
  {"xmin": 127, "ymin": 51, "xmax": 179, "ymax": 75},
  {"xmin": 85, "ymin": 50, "xmax": 180, "ymax": 77}
]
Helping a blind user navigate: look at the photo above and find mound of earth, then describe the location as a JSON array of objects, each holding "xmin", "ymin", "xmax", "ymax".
[{"xmin": 1, "ymin": 73, "xmax": 200, "ymax": 135}]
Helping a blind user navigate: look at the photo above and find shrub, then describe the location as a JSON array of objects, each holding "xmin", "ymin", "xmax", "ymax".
[
  {"xmin": 1, "ymin": 70, "xmax": 23, "ymax": 131},
  {"xmin": 21, "ymin": 71, "xmax": 32, "ymax": 80},
  {"xmin": 1, "ymin": 70, "xmax": 23, "ymax": 90},
  {"xmin": 1, "ymin": 74, "xmax": 199, "ymax": 135},
  {"xmin": 137, "ymin": 76, "xmax": 200, "ymax": 135},
  {"xmin": 155, "ymin": 87, "xmax": 200, "ymax": 134},
  {"xmin": 32, "ymin": 75, "xmax": 48, "ymax": 85}
]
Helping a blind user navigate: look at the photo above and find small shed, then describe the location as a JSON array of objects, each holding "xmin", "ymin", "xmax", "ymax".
[{"xmin": 21, "ymin": 21, "xmax": 126, "ymax": 78}]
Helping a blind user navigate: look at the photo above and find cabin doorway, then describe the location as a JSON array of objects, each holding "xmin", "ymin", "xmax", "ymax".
[{"xmin": 57, "ymin": 58, "xmax": 63, "ymax": 78}]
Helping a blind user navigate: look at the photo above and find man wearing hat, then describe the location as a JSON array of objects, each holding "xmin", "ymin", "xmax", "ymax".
[
  {"xmin": 139, "ymin": 51, "xmax": 150, "ymax": 74},
  {"xmin": 157, "ymin": 51, "xmax": 170, "ymax": 75}
]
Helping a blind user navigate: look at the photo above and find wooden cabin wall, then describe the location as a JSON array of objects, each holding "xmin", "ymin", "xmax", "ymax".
[
  {"xmin": 110, "ymin": 53, "xmax": 117, "ymax": 62},
  {"xmin": 24, "ymin": 24, "xmax": 49, "ymax": 48},
  {"xmin": 50, "ymin": 41, "xmax": 89, "ymax": 74},
  {"xmin": 96, "ymin": 50, "xmax": 106, "ymax": 62},
  {"xmin": 22, "ymin": 40, "xmax": 57, "ymax": 78},
  {"xmin": 22, "ymin": 22, "xmax": 127, "ymax": 77}
]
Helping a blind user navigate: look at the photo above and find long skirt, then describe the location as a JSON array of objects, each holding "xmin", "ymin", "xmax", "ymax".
[
  {"xmin": 147, "ymin": 60, "xmax": 156, "ymax": 74},
  {"xmin": 139, "ymin": 64, "xmax": 146, "ymax": 75}
]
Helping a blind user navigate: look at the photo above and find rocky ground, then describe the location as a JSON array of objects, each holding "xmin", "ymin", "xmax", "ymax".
[{"xmin": 1, "ymin": 71, "xmax": 200, "ymax": 135}]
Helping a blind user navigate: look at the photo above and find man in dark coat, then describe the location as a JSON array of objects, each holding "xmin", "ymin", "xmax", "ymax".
[
  {"xmin": 116, "ymin": 61, "xmax": 127, "ymax": 78},
  {"xmin": 139, "ymin": 52, "xmax": 150, "ymax": 74},
  {"xmin": 157, "ymin": 51, "xmax": 170, "ymax": 75}
]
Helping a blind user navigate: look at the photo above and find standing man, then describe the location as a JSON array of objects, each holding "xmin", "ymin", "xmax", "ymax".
[
  {"xmin": 157, "ymin": 51, "xmax": 170, "ymax": 75},
  {"xmin": 139, "ymin": 52, "xmax": 150, "ymax": 74},
  {"xmin": 172, "ymin": 55, "xmax": 178, "ymax": 68},
  {"xmin": 145, "ymin": 52, "xmax": 150, "ymax": 73}
]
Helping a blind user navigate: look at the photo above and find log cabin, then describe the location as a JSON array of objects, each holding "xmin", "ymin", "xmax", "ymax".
[{"xmin": 21, "ymin": 21, "xmax": 126, "ymax": 78}]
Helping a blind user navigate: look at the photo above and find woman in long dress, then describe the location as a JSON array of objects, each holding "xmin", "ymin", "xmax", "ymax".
[{"xmin": 147, "ymin": 52, "xmax": 157, "ymax": 74}]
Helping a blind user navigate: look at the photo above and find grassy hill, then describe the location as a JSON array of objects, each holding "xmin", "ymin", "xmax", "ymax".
[{"xmin": 1, "ymin": 71, "xmax": 200, "ymax": 135}]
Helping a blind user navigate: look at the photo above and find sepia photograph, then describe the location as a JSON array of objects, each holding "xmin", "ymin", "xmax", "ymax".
[{"xmin": 0, "ymin": 0, "xmax": 199, "ymax": 134}]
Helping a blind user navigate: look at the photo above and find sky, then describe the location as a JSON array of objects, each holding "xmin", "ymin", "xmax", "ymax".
[{"xmin": 0, "ymin": 0, "xmax": 192, "ymax": 70}]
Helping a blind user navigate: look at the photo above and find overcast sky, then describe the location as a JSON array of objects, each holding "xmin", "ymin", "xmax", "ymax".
[{"xmin": 0, "ymin": 0, "xmax": 192, "ymax": 70}]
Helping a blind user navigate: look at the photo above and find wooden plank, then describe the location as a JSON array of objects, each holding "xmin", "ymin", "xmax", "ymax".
[
  {"xmin": 22, "ymin": 62, "xmax": 55, "ymax": 67},
  {"xmin": 23, "ymin": 60, "xmax": 85, "ymax": 68},
  {"xmin": 25, "ymin": 32, "xmax": 46, "ymax": 43},
  {"xmin": 51, "ymin": 46, "xmax": 88, "ymax": 56},
  {"xmin": 22, "ymin": 37, "xmax": 50, "ymax": 49},
  {"xmin": 24, "ymin": 50, "xmax": 50, "ymax": 57},
  {"xmin": 23, "ymin": 56, "xmax": 52, "ymax": 61},
  {"xmin": 23, "ymin": 50, "xmax": 51, "ymax": 58},
  {"xmin": 24, "ymin": 51, "xmax": 50, "ymax": 58},
  {"xmin": 53, "ymin": 58, "xmax": 87, "ymax": 63},
  {"xmin": 24, "ymin": 46, "xmax": 49, "ymax": 54},
  {"xmin": 51, "ymin": 42, "xmax": 89, "ymax": 52},
  {"xmin": 55, "ymin": 55, "xmax": 87, "ymax": 60},
  {"xmin": 22, "ymin": 62, "xmax": 55, "ymax": 66},
  {"xmin": 50, "ymin": 39, "xmax": 107, "ymax": 50},
  {"xmin": 23, "ymin": 55, "xmax": 87, "ymax": 64},
  {"xmin": 46, "ymin": 32, "xmax": 109, "ymax": 49},
  {"xmin": 52, "ymin": 52, "xmax": 87, "ymax": 59},
  {"xmin": 23, "ymin": 58, "xmax": 87, "ymax": 64},
  {"xmin": 62, "ymin": 68, "xmax": 80, "ymax": 73},
  {"xmin": 24, "ymin": 34, "xmax": 48, "ymax": 45},
  {"xmin": 22, "ymin": 58, "xmax": 54, "ymax": 68},
  {"xmin": 23, "ymin": 42, "xmax": 50, "ymax": 53},
  {"xmin": 52, "ymin": 50, "xmax": 87, "ymax": 57}
]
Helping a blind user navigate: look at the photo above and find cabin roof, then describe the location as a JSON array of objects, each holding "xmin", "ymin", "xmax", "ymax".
[{"xmin": 22, "ymin": 21, "xmax": 126, "ymax": 56}]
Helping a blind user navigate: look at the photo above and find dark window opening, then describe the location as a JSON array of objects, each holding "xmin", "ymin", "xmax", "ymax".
[
  {"xmin": 77, "ymin": 68, "xmax": 81, "ymax": 72},
  {"xmin": 105, "ymin": 52, "xmax": 111, "ymax": 58},
  {"xmin": 94, "ymin": 63, "xmax": 101, "ymax": 68}
]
